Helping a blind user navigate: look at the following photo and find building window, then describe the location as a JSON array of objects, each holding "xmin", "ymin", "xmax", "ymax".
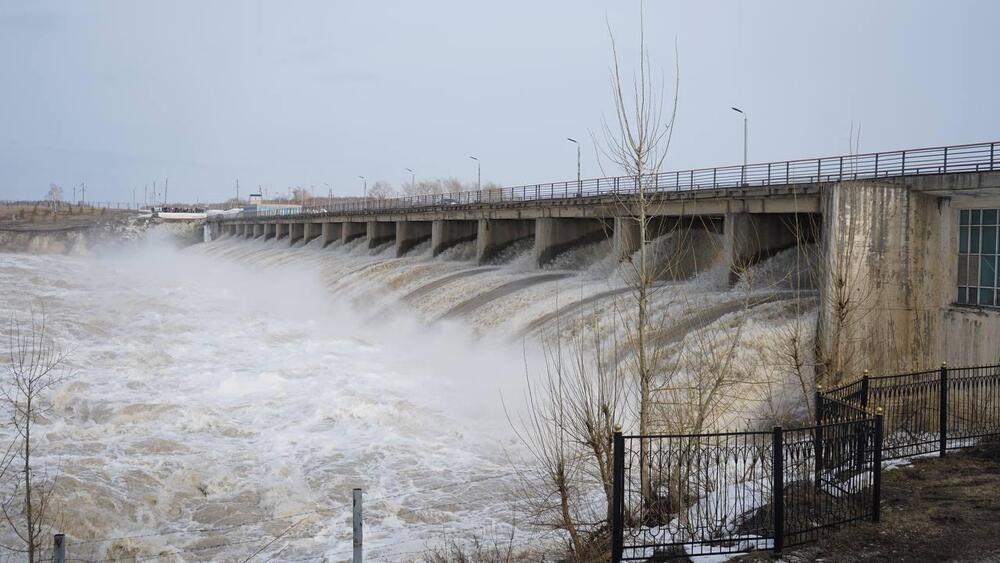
[{"xmin": 958, "ymin": 209, "xmax": 999, "ymax": 308}]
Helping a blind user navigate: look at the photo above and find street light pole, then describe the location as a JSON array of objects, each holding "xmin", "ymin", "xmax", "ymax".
[
  {"xmin": 731, "ymin": 107, "xmax": 748, "ymax": 185},
  {"xmin": 358, "ymin": 175, "xmax": 367, "ymax": 199},
  {"xmin": 469, "ymin": 156, "xmax": 480, "ymax": 190},
  {"xmin": 405, "ymin": 168, "xmax": 415, "ymax": 193},
  {"xmin": 567, "ymin": 138, "xmax": 581, "ymax": 195}
]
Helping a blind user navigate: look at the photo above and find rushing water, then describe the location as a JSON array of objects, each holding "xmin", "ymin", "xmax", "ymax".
[{"xmin": 0, "ymin": 227, "xmax": 817, "ymax": 561}]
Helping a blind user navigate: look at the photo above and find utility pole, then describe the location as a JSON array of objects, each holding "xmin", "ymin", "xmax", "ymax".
[
  {"xmin": 164, "ymin": 178, "xmax": 169, "ymax": 205},
  {"xmin": 236, "ymin": 178, "xmax": 240, "ymax": 204},
  {"xmin": 469, "ymin": 156, "xmax": 480, "ymax": 190},
  {"xmin": 81, "ymin": 182, "xmax": 86, "ymax": 204}
]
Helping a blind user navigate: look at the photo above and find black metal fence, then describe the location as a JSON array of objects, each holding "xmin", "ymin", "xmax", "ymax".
[
  {"xmin": 824, "ymin": 363, "xmax": 1000, "ymax": 460},
  {"xmin": 212, "ymin": 140, "xmax": 999, "ymax": 221},
  {"xmin": 611, "ymin": 362, "xmax": 1000, "ymax": 561}
]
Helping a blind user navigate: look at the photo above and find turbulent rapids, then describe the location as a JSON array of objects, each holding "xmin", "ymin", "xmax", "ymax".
[{"xmin": 0, "ymin": 227, "xmax": 818, "ymax": 560}]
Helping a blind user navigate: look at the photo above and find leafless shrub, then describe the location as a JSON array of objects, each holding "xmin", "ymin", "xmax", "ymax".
[{"xmin": 0, "ymin": 311, "xmax": 71, "ymax": 562}]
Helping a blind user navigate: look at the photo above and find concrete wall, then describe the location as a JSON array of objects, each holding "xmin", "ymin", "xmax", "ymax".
[
  {"xmin": 938, "ymin": 192, "xmax": 1000, "ymax": 367},
  {"xmin": 477, "ymin": 219, "xmax": 534, "ymax": 264},
  {"xmin": 432, "ymin": 220, "xmax": 477, "ymax": 256},
  {"xmin": 396, "ymin": 220, "xmax": 432, "ymax": 257},
  {"xmin": 367, "ymin": 221, "xmax": 395, "ymax": 248},
  {"xmin": 534, "ymin": 217, "xmax": 611, "ymax": 267},
  {"xmin": 816, "ymin": 181, "xmax": 1000, "ymax": 383}
]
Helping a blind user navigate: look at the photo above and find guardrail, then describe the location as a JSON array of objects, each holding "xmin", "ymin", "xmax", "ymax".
[{"xmin": 221, "ymin": 140, "xmax": 998, "ymax": 221}]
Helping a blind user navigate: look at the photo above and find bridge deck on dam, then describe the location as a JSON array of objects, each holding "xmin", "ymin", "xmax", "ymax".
[{"xmin": 212, "ymin": 140, "xmax": 998, "ymax": 223}]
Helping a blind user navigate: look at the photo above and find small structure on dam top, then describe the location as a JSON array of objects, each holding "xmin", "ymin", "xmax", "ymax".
[{"xmin": 208, "ymin": 140, "xmax": 1000, "ymax": 377}]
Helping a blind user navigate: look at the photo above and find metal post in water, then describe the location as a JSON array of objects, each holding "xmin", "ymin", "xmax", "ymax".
[
  {"xmin": 53, "ymin": 534, "xmax": 65, "ymax": 563},
  {"xmin": 353, "ymin": 488, "xmax": 363, "ymax": 563}
]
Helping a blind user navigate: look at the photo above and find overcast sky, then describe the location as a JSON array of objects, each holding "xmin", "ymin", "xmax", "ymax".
[{"xmin": 1, "ymin": 0, "xmax": 998, "ymax": 203}]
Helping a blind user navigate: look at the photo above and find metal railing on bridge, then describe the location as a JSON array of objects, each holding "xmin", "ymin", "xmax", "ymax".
[{"xmin": 224, "ymin": 140, "xmax": 998, "ymax": 220}]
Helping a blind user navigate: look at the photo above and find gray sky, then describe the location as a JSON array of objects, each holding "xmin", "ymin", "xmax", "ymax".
[{"xmin": 1, "ymin": 0, "xmax": 998, "ymax": 203}]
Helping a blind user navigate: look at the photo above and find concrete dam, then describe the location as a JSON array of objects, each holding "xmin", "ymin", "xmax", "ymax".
[{"xmin": 206, "ymin": 142, "xmax": 1000, "ymax": 382}]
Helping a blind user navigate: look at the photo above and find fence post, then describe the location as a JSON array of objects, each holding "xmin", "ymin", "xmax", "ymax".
[
  {"xmin": 772, "ymin": 426, "xmax": 784, "ymax": 554},
  {"xmin": 861, "ymin": 371, "xmax": 870, "ymax": 410},
  {"xmin": 353, "ymin": 488, "xmax": 363, "ymax": 563},
  {"xmin": 611, "ymin": 429, "xmax": 625, "ymax": 563},
  {"xmin": 813, "ymin": 386, "xmax": 824, "ymax": 498},
  {"xmin": 53, "ymin": 534, "xmax": 65, "ymax": 563},
  {"xmin": 856, "ymin": 371, "xmax": 872, "ymax": 472},
  {"xmin": 940, "ymin": 362, "xmax": 948, "ymax": 457},
  {"xmin": 872, "ymin": 407, "xmax": 884, "ymax": 523}
]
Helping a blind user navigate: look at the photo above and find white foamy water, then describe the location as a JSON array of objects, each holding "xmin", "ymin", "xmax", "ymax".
[
  {"xmin": 0, "ymin": 237, "xmax": 541, "ymax": 561},
  {"xmin": 0, "ymin": 228, "xmax": 819, "ymax": 561}
]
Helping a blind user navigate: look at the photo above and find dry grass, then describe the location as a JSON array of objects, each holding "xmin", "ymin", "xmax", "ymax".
[{"xmin": 0, "ymin": 203, "xmax": 129, "ymax": 230}]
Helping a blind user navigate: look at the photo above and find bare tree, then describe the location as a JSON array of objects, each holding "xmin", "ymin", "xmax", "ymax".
[
  {"xmin": 44, "ymin": 185, "xmax": 62, "ymax": 203},
  {"xmin": 594, "ymin": 4, "xmax": 678, "ymax": 502},
  {"xmin": 506, "ymin": 308, "xmax": 627, "ymax": 560},
  {"xmin": 1, "ymin": 312, "xmax": 69, "ymax": 562},
  {"xmin": 368, "ymin": 181, "xmax": 396, "ymax": 199}
]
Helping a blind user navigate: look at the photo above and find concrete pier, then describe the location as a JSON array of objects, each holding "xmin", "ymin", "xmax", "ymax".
[
  {"xmin": 303, "ymin": 222, "xmax": 321, "ymax": 244},
  {"xmin": 367, "ymin": 221, "xmax": 395, "ymax": 248},
  {"xmin": 265, "ymin": 223, "xmax": 276, "ymax": 239},
  {"xmin": 289, "ymin": 222, "xmax": 304, "ymax": 245},
  {"xmin": 432, "ymin": 220, "xmax": 477, "ymax": 257},
  {"xmin": 253, "ymin": 223, "xmax": 264, "ymax": 238},
  {"xmin": 321, "ymin": 222, "xmax": 339, "ymax": 247},
  {"xmin": 477, "ymin": 219, "xmax": 534, "ymax": 264},
  {"xmin": 534, "ymin": 217, "xmax": 610, "ymax": 266},
  {"xmin": 396, "ymin": 220, "xmax": 432, "ymax": 257},
  {"xmin": 343, "ymin": 222, "xmax": 366, "ymax": 243},
  {"xmin": 276, "ymin": 222, "xmax": 287, "ymax": 240}
]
